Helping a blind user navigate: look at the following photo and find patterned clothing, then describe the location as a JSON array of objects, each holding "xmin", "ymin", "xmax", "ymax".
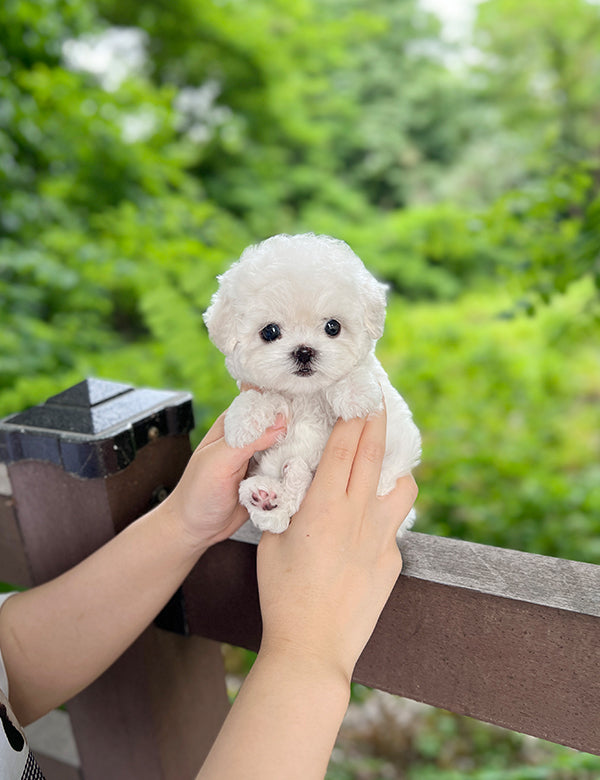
[
  {"xmin": 22, "ymin": 752, "xmax": 45, "ymax": 780},
  {"xmin": 0, "ymin": 594, "xmax": 46, "ymax": 780}
]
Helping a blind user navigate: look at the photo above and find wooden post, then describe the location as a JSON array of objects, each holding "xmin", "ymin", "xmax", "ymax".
[{"xmin": 0, "ymin": 379, "xmax": 230, "ymax": 779}]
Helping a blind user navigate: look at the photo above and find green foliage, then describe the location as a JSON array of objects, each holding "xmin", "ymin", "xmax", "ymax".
[
  {"xmin": 1, "ymin": 0, "xmax": 599, "ymax": 776},
  {"xmin": 328, "ymin": 695, "xmax": 600, "ymax": 779},
  {"xmin": 0, "ymin": 189, "xmax": 244, "ymax": 425},
  {"xmin": 0, "ymin": 0, "xmax": 99, "ymax": 68},
  {"xmin": 95, "ymin": 0, "xmax": 477, "ymax": 228},
  {"xmin": 486, "ymin": 165, "xmax": 600, "ymax": 312},
  {"xmin": 0, "ymin": 0, "xmax": 247, "ymax": 418},
  {"xmin": 474, "ymin": 0, "xmax": 600, "ymax": 164},
  {"xmin": 380, "ymin": 284, "xmax": 600, "ymax": 563}
]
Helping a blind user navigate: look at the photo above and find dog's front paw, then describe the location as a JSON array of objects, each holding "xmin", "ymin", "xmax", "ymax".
[
  {"xmin": 327, "ymin": 372, "xmax": 383, "ymax": 421},
  {"xmin": 250, "ymin": 507, "xmax": 291, "ymax": 534},
  {"xmin": 225, "ymin": 390, "xmax": 288, "ymax": 448}
]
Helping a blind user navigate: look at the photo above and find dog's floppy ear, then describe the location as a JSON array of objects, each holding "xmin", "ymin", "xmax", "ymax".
[
  {"xmin": 362, "ymin": 274, "xmax": 388, "ymax": 340},
  {"xmin": 203, "ymin": 270, "xmax": 239, "ymax": 355}
]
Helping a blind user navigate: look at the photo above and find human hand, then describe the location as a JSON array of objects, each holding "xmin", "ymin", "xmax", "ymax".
[
  {"xmin": 257, "ymin": 407, "xmax": 418, "ymax": 685},
  {"xmin": 162, "ymin": 406, "xmax": 287, "ymax": 552}
]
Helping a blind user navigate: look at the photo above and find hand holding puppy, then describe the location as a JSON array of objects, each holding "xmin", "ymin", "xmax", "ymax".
[
  {"xmin": 258, "ymin": 409, "xmax": 418, "ymax": 683},
  {"xmin": 163, "ymin": 409, "xmax": 287, "ymax": 551},
  {"xmin": 198, "ymin": 408, "xmax": 418, "ymax": 780}
]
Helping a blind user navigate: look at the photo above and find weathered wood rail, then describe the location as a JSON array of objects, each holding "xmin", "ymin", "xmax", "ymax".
[
  {"xmin": 191, "ymin": 524, "xmax": 600, "ymax": 755},
  {"xmin": 0, "ymin": 380, "xmax": 598, "ymax": 779}
]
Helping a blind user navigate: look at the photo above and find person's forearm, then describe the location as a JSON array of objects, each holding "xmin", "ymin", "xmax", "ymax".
[
  {"xmin": 0, "ymin": 502, "xmax": 205, "ymax": 724},
  {"xmin": 197, "ymin": 647, "xmax": 351, "ymax": 780}
]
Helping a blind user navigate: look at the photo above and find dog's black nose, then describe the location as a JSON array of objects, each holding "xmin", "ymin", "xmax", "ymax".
[{"xmin": 294, "ymin": 345, "xmax": 315, "ymax": 365}]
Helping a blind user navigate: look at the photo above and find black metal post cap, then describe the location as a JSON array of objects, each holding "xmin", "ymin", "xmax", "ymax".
[{"xmin": 0, "ymin": 379, "xmax": 194, "ymax": 478}]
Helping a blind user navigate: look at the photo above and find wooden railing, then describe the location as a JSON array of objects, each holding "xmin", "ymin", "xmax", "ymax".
[{"xmin": 0, "ymin": 380, "xmax": 598, "ymax": 779}]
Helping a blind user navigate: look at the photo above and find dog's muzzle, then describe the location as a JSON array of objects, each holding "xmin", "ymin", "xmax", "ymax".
[{"xmin": 292, "ymin": 345, "xmax": 316, "ymax": 376}]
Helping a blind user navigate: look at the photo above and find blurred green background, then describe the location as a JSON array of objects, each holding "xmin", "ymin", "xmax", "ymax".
[{"xmin": 1, "ymin": 0, "xmax": 599, "ymax": 776}]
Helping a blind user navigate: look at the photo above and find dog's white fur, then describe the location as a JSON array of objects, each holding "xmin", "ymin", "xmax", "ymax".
[{"xmin": 204, "ymin": 233, "xmax": 421, "ymax": 534}]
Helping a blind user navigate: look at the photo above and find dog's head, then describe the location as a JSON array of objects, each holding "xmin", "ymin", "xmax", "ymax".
[{"xmin": 203, "ymin": 233, "xmax": 388, "ymax": 395}]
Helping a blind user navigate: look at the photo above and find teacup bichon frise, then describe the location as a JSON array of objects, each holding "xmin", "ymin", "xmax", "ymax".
[{"xmin": 204, "ymin": 233, "xmax": 421, "ymax": 534}]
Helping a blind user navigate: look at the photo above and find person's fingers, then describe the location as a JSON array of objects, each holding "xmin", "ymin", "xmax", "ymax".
[
  {"xmin": 347, "ymin": 407, "xmax": 387, "ymax": 503},
  {"xmin": 310, "ymin": 416, "xmax": 368, "ymax": 496},
  {"xmin": 197, "ymin": 412, "xmax": 226, "ymax": 449},
  {"xmin": 377, "ymin": 474, "xmax": 419, "ymax": 537}
]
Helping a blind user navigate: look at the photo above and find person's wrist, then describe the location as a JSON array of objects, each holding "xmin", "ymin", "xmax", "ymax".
[
  {"xmin": 255, "ymin": 647, "xmax": 352, "ymax": 717},
  {"xmin": 150, "ymin": 498, "xmax": 211, "ymax": 561},
  {"xmin": 258, "ymin": 635, "xmax": 354, "ymax": 695}
]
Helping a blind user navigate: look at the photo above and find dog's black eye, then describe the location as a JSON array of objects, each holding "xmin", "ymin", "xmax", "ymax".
[
  {"xmin": 260, "ymin": 323, "xmax": 281, "ymax": 342},
  {"xmin": 324, "ymin": 319, "xmax": 341, "ymax": 337}
]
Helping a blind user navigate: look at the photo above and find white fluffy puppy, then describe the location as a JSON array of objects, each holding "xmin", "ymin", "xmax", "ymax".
[{"xmin": 204, "ymin": 233, "xmax": 421, "ymax": 534}]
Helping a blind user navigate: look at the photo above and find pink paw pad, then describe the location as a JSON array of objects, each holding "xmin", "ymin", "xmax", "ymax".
[{"xmin": 251, "ymin": 488, "xmax": 278, "ymax": 512}]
